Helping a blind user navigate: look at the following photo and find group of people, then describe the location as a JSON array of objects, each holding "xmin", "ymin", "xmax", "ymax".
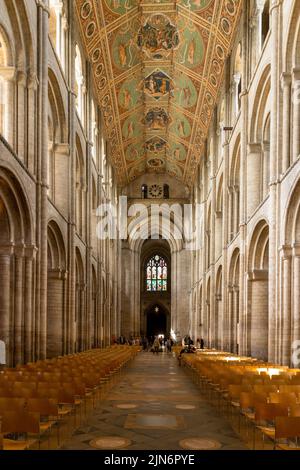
[
  {"xmin": 177, "ymin": 336, "xmax": 205, "ymax": 364},
  {"xmin": 114, "ymin": 334, "xmax": 205, "ymax": 357},
  {"xmin": 150, "ymin": 336, "xmax": 174, "ymax": 354}
]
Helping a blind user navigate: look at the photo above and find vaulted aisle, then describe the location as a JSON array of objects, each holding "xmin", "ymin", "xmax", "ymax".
[{"xmin": 62, "ymin": 352, "xmax": 246, "ymax": 451}]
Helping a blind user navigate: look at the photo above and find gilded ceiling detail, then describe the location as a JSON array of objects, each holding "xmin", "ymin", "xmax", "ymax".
[{"xmin": 76, "ymin": 0, "xmax": 242, "ymax": 187}]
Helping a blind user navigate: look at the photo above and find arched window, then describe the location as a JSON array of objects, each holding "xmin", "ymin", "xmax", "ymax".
[
  {"xmin": 261, "ymin": 0, "xmax": 270, "ymax": 47},
  {"xmin": 163, "ymin": 184, "xmax": 169, "ymax": 199},
  {"xmin": 76, "ymin": 138, "xmax": 85, "ymax": 236},
  {"xmin": 0, "ymin": 28, "xmax": 14, "ymax": 144},
  {"xmin": 146, "ymin": 255, "xmax": 168, "ymax": 292},
  {"xmin": 232, "ymin": 43, "xmax": 242, "ymax": 120},
  {"xmin": 91, "ymin": 100, "xmax": 97, "ymax": 161},
  {"xmin": 75, "ymin": 44, "xmax": 84, "ymax": 122},
  {"xmin": 49, "ymin": 0, "xmax": 66, "ymax": 69}
]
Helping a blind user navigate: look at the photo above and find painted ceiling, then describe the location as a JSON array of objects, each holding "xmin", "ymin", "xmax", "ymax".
[{"xmin": 76, "ymin": 0, "xmax": 242, "ymax": 187}]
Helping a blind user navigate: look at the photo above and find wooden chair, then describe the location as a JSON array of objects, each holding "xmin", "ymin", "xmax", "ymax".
[
  {"xmin": 269, "ymin": 392, "xmax": 298, "ymax": 406},
  {"xmin": 253, "ymin": 403, "xmax": 289, "ymax": 449},
  {"xmin": 0, "ymin": 397, "xmax": 26, "ymax": 412},
  {"xmin": 274, "ymin": 416, "xmax": 300, "ymax": 450},
  {"xmin": 290, "ymin": 405, "xmax": 300, "ymax": 417},
  {"xmin": 27, "ymin": 398, "xmax": 60, "ymax": 448},
  {"xmin": 1, "ymin": 411, "xmax": 41, "ymax": 450}
]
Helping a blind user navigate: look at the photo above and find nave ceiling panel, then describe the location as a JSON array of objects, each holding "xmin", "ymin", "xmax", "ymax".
[{"xmin": 76, "ymin": 0, "xmax": 242, "ymax": 187}]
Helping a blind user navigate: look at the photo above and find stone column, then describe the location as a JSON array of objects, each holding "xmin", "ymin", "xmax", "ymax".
[
  {"xmin": 227, "ymin": 186, "xmax": 233, "ymax": 242},
  {"xmin": 262, "ymin": 142, "xmax": 270, "ymax": 199},
  {"xmin": 14, "ymin": 248, "xmax": 24, "ymax": 366},
  {"xmin": 234, "ymin": 185, "xmax": 240, "ymax": 234},
  {"xmin": 233, "ymin": 286, "xmax": 240, "ymax": 354},
  {"xmin": 256, "ymin": 0, "xmax": 265, "ymax": 53},
  {"xmin": 81, "ymin": 283, "xmax": 86, "ymax": 351},
  {"xmin": 67, "ymin": 0, "xmax": 76, "ymax": 354},
  {"xmin": 16, "ymin": 71, "xmax": 27, "ymax": 162},
  {"xmin": 292, "ymin": 68, "xmax": 300, "ymax": 163},
  {"xmin": 222, "ymin": 141, "xmax": 230, "ymax": 351},
  {"xmin": 247, "ymin": 143, "xmax": 262, "ymax": 216},
  {"xmin": 282, "ymin": 247, "xmax": 292, "ymax": 366},
  {"xmin": 228, "ymin": 285, "xmax": 234, "ymax": 352},
  {"xmin": 53, "ymin": 1, "xmax": 63, "ymax": 57},
  {"xmin": 292, "ymin": 246, "xmax": 300, "ymax": 347},
  {"xmin": 36, "ymin": 0, "xmax": 49, "ymax": 360},
  {"xmin": 47, "ymin": 269, "xmax": 65, "ymax": 358},
  {"xmin": 215, "ymin": 293, "xmax": 222, "ymax": 349},
  {"xmin": 0, "ymin": 252, "xmax": 11, "ymax": 365},
  {"xmin": 61, "ymin": 13, "xmax": 68, "ymax": 72},
  {"xmin": 27, "ymin": 73, "xmax": 38, "ymax": 174},
  {"xmin": 24, "ymin": 248, "xmax": 36, "ymax": 364},
  {"xmin": 268, "ymin": 0, "xmax": 281, "ymax": 363},
  {"xmin": 281, "ymin": 73, "xmax": 292, "ymax": 173}
]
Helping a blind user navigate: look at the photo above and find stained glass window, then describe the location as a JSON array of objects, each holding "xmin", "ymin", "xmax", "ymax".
[{"xmin": 146, "ymin": 255, "xmax": 168, "ymax": 292}]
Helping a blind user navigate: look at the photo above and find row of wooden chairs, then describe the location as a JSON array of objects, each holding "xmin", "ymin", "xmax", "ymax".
[
  {"xmin": 0, "ymin": 345, "xmax": 139, "ymax": 450},
  {"xmin": 181, "ymin": 350, "xmax": 300, "ymax": 450}
]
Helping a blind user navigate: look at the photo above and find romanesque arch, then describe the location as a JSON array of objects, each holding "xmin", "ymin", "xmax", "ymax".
[
  {"xmin": 75, "ymin": 247, "xmax": 85, "ymax": 352},
  {"xmin": 0, "ymin": 167, "xmax": 33, "ymax": 366},
  {"xmin": 215, "ymin": 266, "xmax": 223, "ymax": 349},
  {"xmin": 248, "ymin": 220, "xmax": 269, "ymax": 360},
  {"xmin": 228, "ymin": 249, "xmax": 240, "ymax": 353},
  {"xmin": 248, "ymin": 65, "xmax": 271, "ymax": 215},
  {"xmin": 229, "ymin": 136, "xmax": 240, "ymax": 241},
  {"xmin": 47, "ymin": 220, "xmax": 66, "ymax": 358},
  {"xmin": 280, "ymin": 178, "xmax": 300, "ymax": 365}
]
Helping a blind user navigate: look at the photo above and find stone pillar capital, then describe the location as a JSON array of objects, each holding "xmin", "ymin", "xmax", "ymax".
[
  {"xmin": 0, "ymin": 245, "xmax": 14, "ymax": 256},
  {"xmin": 25, "ymin": 246, "xmax": 38, "ymax": 260},
  {"xmin": 76, "ymin": 282, "xmax": 86, "ymax": 291},
  {"xmin": 292, "ymin": 243, "xmax": 300, "ymax": 258},
  {"xmin": 256, "ymin": 0, "xmax": 266, "ymax": 13},
  {"xmin": 0, "ymin": 66, "xmax": 16, "ymax": 81},
  {"xmin": 248, "ymin": 142, "xmax": 262, "ymax": 154},
  {"xmin": 28, "ymin": 73, "xmax": 39, "ymax": 90},
  {"xmin": 233, "ymin": 73, "xmax": 241, "ymax": 84},
  {"xmin": 280, "ymin": 245, "xmax": 292, "ymax": 259},
  {"xmin": 35, "ymin": 0, "xmax": 51, "ymax": 15},
  {"xmin": 54, "ymin": 143, "xmax": 70, "ymax": 155},
  {"xmin": 281, "ymin": 72, "xmax": 292, "ymax": 88},
  {"xmin": 62, "ymin": 15, "xmax": 69, "ymax": 31},
  {"xmin": 248, "ymin": 269, "xmax": 268, "ymax": 281},
  {"xmin": 16, "ymin": 70, "xmax": 27, "ymax": 86},
  {"xmin": 262, "ymin": 141, "xmax": 270, "ymax": 152},
  {"xmin": 14, "ymin": 245, "xmax": 25, "ymax": 258},
  {"xmin": 292, "ymin": 68, "xmax": 300, "ymax": 83}
]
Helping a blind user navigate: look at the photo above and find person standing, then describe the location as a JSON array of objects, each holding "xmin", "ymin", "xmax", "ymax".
[{"xmin": 153, "ymin": 336, "xmax": 160, "ymax": 354}]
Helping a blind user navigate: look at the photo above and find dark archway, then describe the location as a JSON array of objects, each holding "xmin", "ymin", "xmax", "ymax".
[
  {"xmin": 146, "ymin": 304, "xmax": 169, "ymax": 338},
  {"xmin": 140, "ymin": 239, "xmax": 171, "ymax": 337}
]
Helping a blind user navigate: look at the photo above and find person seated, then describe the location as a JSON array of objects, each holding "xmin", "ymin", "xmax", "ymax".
[{"xmin": 177, "ymin": 344, "xmax": 196, "ymax": 365}]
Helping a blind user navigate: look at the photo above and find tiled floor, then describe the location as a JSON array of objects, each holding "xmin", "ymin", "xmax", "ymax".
[{"xmin": 61, "ymin": 352, "xmax": 247, "ymax": 450}]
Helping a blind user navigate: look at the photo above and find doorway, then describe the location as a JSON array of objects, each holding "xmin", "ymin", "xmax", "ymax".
[{"xmin": 146, "ymin": 304, "xmax": 168, "ymax": 338}]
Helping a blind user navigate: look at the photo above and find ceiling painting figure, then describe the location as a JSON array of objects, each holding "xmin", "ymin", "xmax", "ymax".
[
  {"xmin": 145, "ymin": 137, "xmax": 167, "ymax": 154},
  {"xmin": 137, "ymin": 14, "xmax": 180, "ymax": 60},
  {"xmin": 145, "ymin": 108, "xmax": 169, "ymax": 131},
  {"xmin": 144, "ymin": 71, "xmax": 174, "ymax": 100}
]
